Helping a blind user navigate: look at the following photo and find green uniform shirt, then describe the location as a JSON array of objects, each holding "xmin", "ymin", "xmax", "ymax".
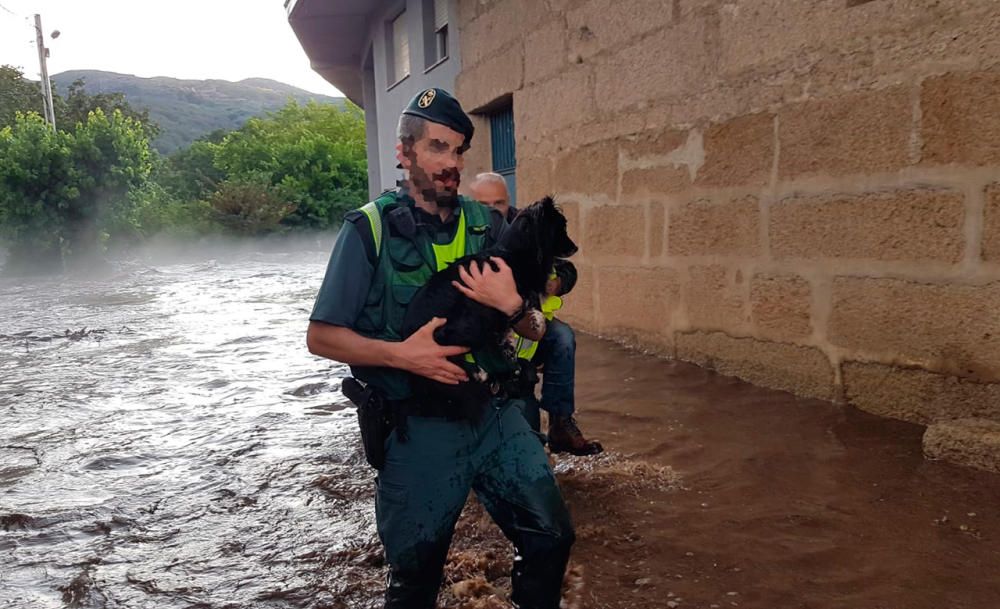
[{"xmin": 310, "ymin": 189, "xmax": 506, "ymax": 330}]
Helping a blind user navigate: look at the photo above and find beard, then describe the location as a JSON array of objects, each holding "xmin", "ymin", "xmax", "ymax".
[{"xmin": 408, "ymin": 159, "xmax": 461, "ymax": 208}]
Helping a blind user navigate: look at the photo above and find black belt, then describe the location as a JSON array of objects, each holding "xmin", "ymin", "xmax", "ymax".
[{"xmin": 386, "ymin": 396, "xmax": 489, "ymax": 420}]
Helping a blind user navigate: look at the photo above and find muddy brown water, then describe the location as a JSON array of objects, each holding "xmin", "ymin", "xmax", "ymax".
[{"xmin": 1, "ymin": 243, "xmax": 998, "ymax": 609}]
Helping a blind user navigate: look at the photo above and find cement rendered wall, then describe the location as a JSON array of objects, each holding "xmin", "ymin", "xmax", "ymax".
[
  {"xmin": 366, "ymin": 0, "xmax": 464, "ymax": 195},
  {"xmin": 454, "ymin": 0, "xmax": 1000, "ymax": 440}
]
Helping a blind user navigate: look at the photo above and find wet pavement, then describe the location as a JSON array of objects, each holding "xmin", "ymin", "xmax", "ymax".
[
  {"xmin": 568, "ymin": 341, "xmax": 1000, "ymax": 609},
  {"xmin": 1, "ymin": 242, "xmax": 999, "ymax": 608}
]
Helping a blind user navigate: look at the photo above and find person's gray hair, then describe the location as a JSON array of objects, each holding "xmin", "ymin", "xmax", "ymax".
[
  {"xmin": 472, "ymin": 172, "xmax": 508, "ymax": 188},
  {"xmin": 397, "ymin": 113, "xmax": 428, "ymax": 146}
]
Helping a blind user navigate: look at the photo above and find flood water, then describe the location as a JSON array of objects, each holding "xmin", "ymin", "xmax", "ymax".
[{"xmin": 1, "ymin": 240, "xmax": 999, "ymax": 609}]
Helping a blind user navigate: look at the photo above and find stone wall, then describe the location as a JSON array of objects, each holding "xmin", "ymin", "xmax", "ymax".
[{"xmin": 455, "ymin": 0, "xmax": 1000, "ymax": 428}]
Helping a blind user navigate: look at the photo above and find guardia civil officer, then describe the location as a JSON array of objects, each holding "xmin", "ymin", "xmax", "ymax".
[{"xmin": 306, "ymin": 88, "xmax": 575, "ymax": 609}]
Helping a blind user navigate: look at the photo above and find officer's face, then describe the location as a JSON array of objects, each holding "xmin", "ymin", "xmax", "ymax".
[
  {"xmin": 399, "ymin": 122, "xmax": 466, "ymax": 207},
  {"xmin": 469, "ymin": 180, "xmax": 510, "ymax": 217}
]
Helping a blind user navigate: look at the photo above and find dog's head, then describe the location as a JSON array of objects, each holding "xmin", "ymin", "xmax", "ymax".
[{"xmin": 501, "ymin": 196, "xmax": 578, "ymax": 292}]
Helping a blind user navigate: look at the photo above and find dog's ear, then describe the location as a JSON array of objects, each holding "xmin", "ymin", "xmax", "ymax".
[{"xmin": 539, "ymin": 196, "xmax": 577, "ymax": 258}]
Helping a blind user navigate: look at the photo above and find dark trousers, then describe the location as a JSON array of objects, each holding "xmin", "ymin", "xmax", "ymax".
[
  {"xmin": 376, "ymin": 398, "xmax": 575, "ymax": 608},
  {"xmin": 520, "ymin": 318, "xmax": 577, "ymax": 430}
]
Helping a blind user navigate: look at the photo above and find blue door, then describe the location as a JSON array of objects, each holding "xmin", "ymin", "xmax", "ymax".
[{"xmin": 489, "ymin": 106, "xmax": 516, "ymax": 207}]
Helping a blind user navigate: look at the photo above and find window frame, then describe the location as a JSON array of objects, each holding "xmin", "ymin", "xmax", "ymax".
[
  {"xmin": 386, "ymin": 9, "xmax": 411, "ymax": 90},
  {"xmin": 423, "ymin": 0, "xmax": 449, "ymax": 72}
]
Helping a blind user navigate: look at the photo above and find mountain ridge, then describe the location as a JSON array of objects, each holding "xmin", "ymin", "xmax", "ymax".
[{"xmin": 52, "ymin": 70, "xmax": 345, "ymax": 153}]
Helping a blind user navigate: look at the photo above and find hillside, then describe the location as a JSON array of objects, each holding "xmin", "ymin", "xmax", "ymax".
[{"xmin": 52, "ymin": 70, "xmax": 346, "ymax": 154}]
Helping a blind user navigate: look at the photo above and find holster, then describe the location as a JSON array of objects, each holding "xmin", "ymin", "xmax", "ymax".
[
  {"xmin": 342, "ymin": 377, "xmax": 392, "ymax": 470},
  {"xmin": 505, "ymin": 359, "xmax": 540, "ymax": 399}
]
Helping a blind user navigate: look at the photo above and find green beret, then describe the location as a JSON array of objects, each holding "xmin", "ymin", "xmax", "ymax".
[{"xmin": 402, "ymin": 88, "xmax": 474, "ymax": 148}]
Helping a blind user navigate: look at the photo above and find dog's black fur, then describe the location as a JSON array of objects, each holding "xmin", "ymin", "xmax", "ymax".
[{"xmin": 400, "ymin": 196, "xmax": 577, "ymax": 415}]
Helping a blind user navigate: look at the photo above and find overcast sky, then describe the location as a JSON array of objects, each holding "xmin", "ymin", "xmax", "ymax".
[{"xmin": 0, "ymin": 0, "xmax": 343, "ymax": 96}]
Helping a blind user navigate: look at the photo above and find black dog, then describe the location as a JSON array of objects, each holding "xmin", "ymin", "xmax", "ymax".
[{"xmin": 400, "ymin": 196, "xmax": 577, "ymax": 417}]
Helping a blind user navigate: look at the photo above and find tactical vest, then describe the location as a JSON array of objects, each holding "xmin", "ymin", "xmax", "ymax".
[{"xmin": 351, "ymin": 191, "xmax": 494, "ymax": 400}]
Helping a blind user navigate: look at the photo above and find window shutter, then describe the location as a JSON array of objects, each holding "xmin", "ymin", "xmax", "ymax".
[
  {"xmin": 392, "ymin": 13, "xmax": 410, "ymax": 81},
  {"xmin": 434, "ymin": 0, "xmax": 448, "ymax": 31}
]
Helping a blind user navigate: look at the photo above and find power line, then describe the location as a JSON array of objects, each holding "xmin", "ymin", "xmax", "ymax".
[
  {"xmin": 0, "ymin": 3, "xmax": 35, "ymax": 42},
  {"xmin": 0, "ymin": 2, "xmax": 23, "ymax": 17},
  {"xmin": 0, "ymin": 2, "xmax": 36, "ymax": 35}
]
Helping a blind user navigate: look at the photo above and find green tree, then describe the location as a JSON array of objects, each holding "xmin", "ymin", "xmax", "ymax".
[
  {"xmin": 0, "ymin": 113, "xmax": 76, "ymax": 270},
  {"xmin": 55, "ymin": 78, "xmax": 159, "ymax": 139},
  {"xmin": 129, "ymin": 181, "xmax": 216, "ymax": 240},
  {"xmin": 209, "ymin": 176, "xmax": 296, "ymax": 236},
  {"xmin": 0, "ymin": 109, "xmax": 152, "ymax": 271},
  {"xmin": 213, "ymin": 100, "xmax": 367, "ymax": 228},
  {"xmin": 0, "ymin": 65, "xmax": 44, "ymax": 128},
  {"xmin": 67, "ymin": 108, "xmax": 153, "ymax": 261},
  {"xmin": 156, "ymin": 137, "xmax": 226, "ymax": 203}
]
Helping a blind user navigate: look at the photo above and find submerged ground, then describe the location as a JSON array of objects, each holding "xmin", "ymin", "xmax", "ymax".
[{"xmin": 1, "ymin": 241, "xmax": 998, "ymax": 608}]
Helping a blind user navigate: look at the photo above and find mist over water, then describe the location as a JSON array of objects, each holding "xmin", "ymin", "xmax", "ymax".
[{"xmin": 0, "ymin": 234, "xmax": 380, "ymax": 608}]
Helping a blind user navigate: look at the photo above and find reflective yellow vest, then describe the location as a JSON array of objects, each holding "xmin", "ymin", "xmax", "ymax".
[
  {"xmin": 514, "ymin": 295, "xmax": 562, "ymax": 361},
  {"xmin": 352, "ymin": 193, "xmax": 492, "ymax": 400}
]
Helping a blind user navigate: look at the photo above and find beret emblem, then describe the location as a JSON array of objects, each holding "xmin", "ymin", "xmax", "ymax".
[{"xmin": 418, "ymin": 89, "xmax": 436, "ymax": 108}]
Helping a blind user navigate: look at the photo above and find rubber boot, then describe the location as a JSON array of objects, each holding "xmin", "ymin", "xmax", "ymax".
[{"xmin": 547, "ymin": 415, "xmax": 603, "ymax": 456}]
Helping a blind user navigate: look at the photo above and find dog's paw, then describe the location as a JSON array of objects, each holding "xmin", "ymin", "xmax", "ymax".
[
  {"xmin": 561, "ymin": 563, "xmax": 585, "ymax": 609},
  {"xmin": 526, "ymin": 308, "xmax": 546, "ymax": 337}
]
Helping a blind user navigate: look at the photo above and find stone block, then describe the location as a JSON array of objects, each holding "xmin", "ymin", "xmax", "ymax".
[
  {"xmin": 750, "ymin": 274, "xmax": 812, "ymax": 342},
  {"xmin": 555, "ymin": 112, "xmax": 653, "ymax": 154},
  {"xmin": 594, "ymin": 19, "xmax": 713, "ymax": 113},
  {"xmin": 457, "ymin": 0, "xmax": 482, "ymax": 26},
  {"xmin": 696, "ymin": 112, "xmax": 774, "ymax": 187},
  {"xmin": 461, "ymin": 0, "xmax": 523, "ymax": 68},
  {"xmin": 871, "ymin": 7, "xmax": 1000, "ymax": 89},
  {"xmin": 685, "ymin": 265, "xmax": 747, "ymax": 332},
  {"xmin": 778, "ymin": 86, "xmax": 912, "ymax": 178},
  {"xmin": 830, "ymin": 278, "xmax": 1000, "ymax": 382},
  {"xmin": 567, "ymin": 0, "xmax": 676, "ymax": 60},
  {"xmin": 552, "ymin": 139, "xmax": 618, "ymax": 198},
  {"xmin": 718, "ymin": 0, "xmax": 834, "ymax": 74},
  {"xmin": 770, "ymin": 189, "xmax": 965, "ymax": 263},
  {"xmin": 986, "ymin": 184, "xmax": 1000, "ymax": 263},
  {"xmin": 456, "ymin": 45, "xmax": 524, "ymax": 112},
  {"xmin": 515, "ymin": 66, "xmax": 595, "ymax": 142},
  {"xmin": 585, "ymin": 205, "xmax": 645, "ymax": 258},
  {"xmin": 555, "ymin": 198, "xmax": 581, "ymax": 244},
  {"xmin": 676, "ymin": 331, "xmax": 835, "ymax": 401},
  {"xmin": 668, "ymin": 196, "xmax": 760, "ymax": 257},
  {"xmin": 843, "ymin": 361, "xmax": 1000, "ymax": 425},
  {"xmin": 717, "ymin": 0, "xmax": 993, "ymax": 75},
  {"xmin": 620, "ymin": 166, "xmax": 691, "ymax": 200},
  {"xmin": 649, "ymin": 202, "xmax": 665, "ymax": 258},
  {"xmin": 621, "ymin": 129, "xmax": 688, "ymax": 159},
  {"xmin": 515, "ymin": 156, "xmax": 553, "ymax": 208},
  {"xmin": 524, "ymin": 17, "xmax": 568, "ymax": 85},
  {"xmin": 513, "ymin": 0, "xmax": 564, "ymax": 31},
  {"xmin": 597, "ymin": 265, "xmax": 681, "ymax": 346},
  {"xmin": 924, "ymin": 418, "xmax": 1000, "ymax": 474},
  {"xmin": 921, "ymin": 71, "xmax": 1000, "ymax": 167},
  {"xmin": 561, "ymin": 261, "xmax": 596, "ymax": 325}
]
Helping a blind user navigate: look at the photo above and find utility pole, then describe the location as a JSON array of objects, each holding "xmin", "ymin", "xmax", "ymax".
[{"xmin": 34, "ymin": 14, "xmax": 56, "ymax": 130}]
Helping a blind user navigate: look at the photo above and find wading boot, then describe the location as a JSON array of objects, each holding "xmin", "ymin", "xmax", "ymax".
[{"xmin": 547, "ymin": 416, "xmax": 603, "ymax": 456}]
